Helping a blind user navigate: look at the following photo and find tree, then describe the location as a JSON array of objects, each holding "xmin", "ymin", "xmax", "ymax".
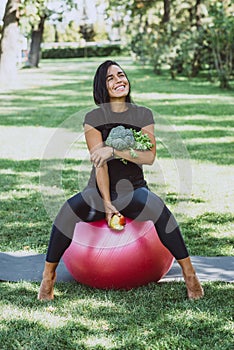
[
  {"xmin": 0, "ymin": 0, "xmax": 20, "ymax": 86},
  {"xmin": 28, "ymin": 13, "xmax": 46, "ymax": 67},
  {"xmin": 108, "ymin": 0, "xmax": 234, "ymax": 88},
  {"xmin": 206, "ymin": 2, "xmax": 234, "ymax": 88},
  {"xmin": 22, "ymin": 0, "xmax": 77, "ymax": 67},
  {"xmin": 21, "ymin": 0, "xmax": 53, "ymax": 67}
]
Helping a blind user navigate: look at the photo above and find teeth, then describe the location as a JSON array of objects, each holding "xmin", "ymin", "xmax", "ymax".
[{"xmin": 116, "ymin": 86, "xmax": 125, "ymax": 91}]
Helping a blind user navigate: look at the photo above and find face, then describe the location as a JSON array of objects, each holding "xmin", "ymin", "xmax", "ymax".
[{"xmin": 106, "ymin": 65, "xmax": 130, "ymax": 101}]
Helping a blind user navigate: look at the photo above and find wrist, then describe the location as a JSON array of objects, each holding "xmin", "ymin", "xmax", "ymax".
[
  {"xmin": 103, "ymin": 199, "xmax": 112, "ymax": 208},
  {"xmin": 109, "ymin": 146, "xmax": 115, "ymax": 159}
]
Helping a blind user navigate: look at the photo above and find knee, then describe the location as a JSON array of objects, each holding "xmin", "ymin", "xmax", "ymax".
[
  {"xmin": 155, "ymin": 205, "xmax": 179, "ymax": 233},
  {"xmin": 54, "ymin": 200, "xmax": 80, "ymax": 228},
  {"xmin": 134, "ymin": 196, "xmax": 173, "ymax": 225}
]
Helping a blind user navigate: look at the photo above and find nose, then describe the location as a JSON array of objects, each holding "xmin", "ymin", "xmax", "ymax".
[{"xmin": 114, "ymin": 75, "xmax": 122, "ymax": 83}]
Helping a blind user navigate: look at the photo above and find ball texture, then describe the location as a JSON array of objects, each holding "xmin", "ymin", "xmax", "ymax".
[{"xmin": 63, "ymin": 218, "xmax": 174, "ymax": 289}]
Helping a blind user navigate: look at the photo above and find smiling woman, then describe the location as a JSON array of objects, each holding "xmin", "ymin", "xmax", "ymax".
[
  {"xmin": 93, "ymin": 60, "xmax": 132, "ymax": 106},
  {"xmin": 38, "ymin": 60, "xmax": 204, "ymax": 301},
  {"xmin": 106, "ymin": 65, "xmax": 130, "ymax": 101}
]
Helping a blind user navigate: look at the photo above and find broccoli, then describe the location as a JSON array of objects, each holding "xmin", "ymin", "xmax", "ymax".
[
  {"xmin": 105, "ymin": 126, "xmax": 135, "ymax": 150},
  {"xmin": 105, "ymin": 125, "xmax": 153, "ymax": 164}
]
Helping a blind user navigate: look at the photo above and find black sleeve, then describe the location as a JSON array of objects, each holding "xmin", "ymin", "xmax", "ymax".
[
  {"xmin": 130, "ymin": 106, "xmax": 155, "ymax": 129},
  {"xmin": 83, "ymin": 108, "xmax": 104, "ymax": 130},
  {"xmin": 141, "ymin": 107, "xmax": 155, "ymax": 127}
]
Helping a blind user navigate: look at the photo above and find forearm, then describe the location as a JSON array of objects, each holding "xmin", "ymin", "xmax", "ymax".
[
  {"xmin": 95, "ymin": 164, "xmax": 120, "ymax": 223},
  {"xmin": 114, "ymin": 148, "xmax": 156, "ymax": 165},
  {"xmin": 95, "ymin": 163, "xmax": 111, "ymax": 203},
  {"xmin": 84, "ymin": 124, "xmax": 118, "ymax": 221}
]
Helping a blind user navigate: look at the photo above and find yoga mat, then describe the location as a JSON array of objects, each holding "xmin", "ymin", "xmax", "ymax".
[{"xmin": 0, "ymin": 252, "xmax": 233, "ymax": 283}]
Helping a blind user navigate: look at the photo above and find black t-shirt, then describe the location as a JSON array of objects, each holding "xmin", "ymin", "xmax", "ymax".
[{"xmin": 84, "ymin": 104, "xmax": 155, "ymax": 192}]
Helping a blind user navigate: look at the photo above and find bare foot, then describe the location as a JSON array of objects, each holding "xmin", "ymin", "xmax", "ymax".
[
  {"xmin": 37, "ymin": 273, "xmax": 56, "ymax": 301},
  {"xmin": 183, "ymin": 273, "xmax": 204, "ymax": 300}
]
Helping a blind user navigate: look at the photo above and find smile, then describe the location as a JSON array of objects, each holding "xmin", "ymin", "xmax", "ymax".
[{"xmin": 115, "ymin": 85, "xmax": 125, "ymax": 91}]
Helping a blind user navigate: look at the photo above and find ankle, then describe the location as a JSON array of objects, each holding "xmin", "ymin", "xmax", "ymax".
[
  {"xmin": 182, "ymin": 268, "xmax": 196, "ymax": 277},
  {"xmin": 177, "ymin": 256, "xmax": 196, "ymax": 276},
  {"xmin": 38, "ymin": 277, "xmax": 56, "ymax": 301},
  {"xmin": 42, "ymin": 262, "xmax": 58, "ymax": 280},
  {"xmin": 42, "ymin": 271, "xmax": 56, "ymax": 280}
]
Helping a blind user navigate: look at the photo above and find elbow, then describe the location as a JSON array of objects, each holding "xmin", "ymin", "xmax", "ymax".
[
  {"xmin": 144, "ymin": 153, "xmax": 155, "ymax": 165},
  {"xmin": 147, "ymin": 158, "xmax": 155, "ymax": 165},
  {"xmin": 148, "ymin": 151, "xmax": 156, "ymax": 165}
]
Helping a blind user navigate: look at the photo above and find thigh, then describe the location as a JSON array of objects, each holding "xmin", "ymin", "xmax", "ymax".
[
  {"xmin": 68, "ymin": 187, "xmax": 105, "ymax": 222},
  {"xmin": 54, "ymin": 187, "xmax": 105, "ymax": 232},
  {"xmin": 51, "ymin": 188, "xmax": 105, "ymax": 252},
  {"xmin": 115, "ymin": 187, "xmax": 165, "ymax": 222}
]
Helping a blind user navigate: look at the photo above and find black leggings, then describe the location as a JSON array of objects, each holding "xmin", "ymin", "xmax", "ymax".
[{"xmin": 46, "ymin": 186, "xmax": 189, "ymax": 262}]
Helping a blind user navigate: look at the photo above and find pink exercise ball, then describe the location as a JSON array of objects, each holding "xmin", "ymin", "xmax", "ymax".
[{"xmin": 62, "ymin": 218, "xmax": 174, "ymax": 290}]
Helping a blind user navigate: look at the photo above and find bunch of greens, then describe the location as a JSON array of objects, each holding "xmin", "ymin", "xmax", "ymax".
[{"xmin": 105, "ymin": 125, "xmax": 153, "ymax": 164}]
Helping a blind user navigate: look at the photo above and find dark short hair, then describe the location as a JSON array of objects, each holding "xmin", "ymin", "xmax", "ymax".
[{"xmin": 93, "ymin": 60, "xmax": 132, "ymax": 105}]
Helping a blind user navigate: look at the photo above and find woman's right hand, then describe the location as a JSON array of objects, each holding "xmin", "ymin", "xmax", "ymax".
[
  {"xmin": 90, "ymin": 146, "xmax": 113, "ymax": 168},
  {"xmin": 103, "ymin": 200, "xmax": 121, "ymax": 226}
]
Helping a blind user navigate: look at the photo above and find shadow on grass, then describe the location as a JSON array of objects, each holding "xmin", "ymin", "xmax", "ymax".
[
  {"xmin": 39, "ymin": 57, "xmax": 234, "ymax": 97},
  {"xmin": 0, "ymin": 69, "xmax": 95, "ymax": 128},
  {"xmin": 0, "ymin": 158, "xmax": 91, "ymax": 252},
  {"xmin": 157, "ymin": 140, "xmax": 234, "ymax": 165},
  {"xmin": 181, "ymin": 212, "xmax": 234, "ymax": 256},
  {"xmin": 0, "ymin": 318, "xmax": 93, "ymax": 350},
  {"xmin": 150, "ymin": 102, "xmax": 234, "ymax": 119},
  {"xmin": 0, "ymin": 106, "xmax": 85, "ymax": 128},
  {"xmin": 1, "ymin": 94, "xmax": 233, "ymax": 128},
  {"xmin": 174, "ymin": 128, "xmax": 234, "ymax": 138},
  {"xmin": 164, "ymin": 192, "xmax": 205, "ymax": 204},
  {"xmin": 0, "ymin": 281, "xmax": 233, "ymax": 349},
  {"xmin": 186, "ymin": 142, "xmax": 234, "ymax": 165},
  {"xmin": 0, "ymin": 59, "xmax": 233, "ymax": 129},
  {"xmin": 131, "ymin": 68, "xmax": 234, "ymax": 97}
]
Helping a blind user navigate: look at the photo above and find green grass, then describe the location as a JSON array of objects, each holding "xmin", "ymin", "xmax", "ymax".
[
  {"xmin": 0, "ymin": 57, "xmax": 233, "ymax": 349},
  {"xmin": 1, "ymin": 281, "xmax": 233, "ymax": 350}
]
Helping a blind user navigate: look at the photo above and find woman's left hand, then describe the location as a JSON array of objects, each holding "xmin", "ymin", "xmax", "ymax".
[{"xmin": 90, "ymin": 146, "xmax": 113, "ymax": 168}]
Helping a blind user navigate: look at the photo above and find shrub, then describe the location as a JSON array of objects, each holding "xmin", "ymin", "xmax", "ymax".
[{"xmin": 41, "ymin": 43, "xmax": 127, "ymax": 59}]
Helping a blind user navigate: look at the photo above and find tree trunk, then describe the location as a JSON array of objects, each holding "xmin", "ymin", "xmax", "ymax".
[
  {"xmin": 195, "ymin": 0, "xmax": 202, "ymax": 29},
  {"xmin": 212, "ymin": 44, "xmax": 230, "ymax": 89},
  {"xmin": 0, "ymin": 0, "xmax": 20, "ymax": 87},
  {"xmin": 54, "ymin": 24, "xmax": 59, "ymax": 42},
  {"xmin": 28, "ymin": 15, "xmax": 46, "ymax": 68},
  {"xmin": 191, "ymin": 0, "xmax": 202, "ymax": 77},
  {"xmin": 162, "ymin": 0, "xmax": 170, "ymax": 23}
]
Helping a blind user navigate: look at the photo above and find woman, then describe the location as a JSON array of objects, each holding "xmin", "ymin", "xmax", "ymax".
[{"xmin": 38, "ymin": 60, "xmax": 204, "ymax": 301}]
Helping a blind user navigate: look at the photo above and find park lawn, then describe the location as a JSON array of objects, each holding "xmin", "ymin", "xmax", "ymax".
[
  {"xmin": 0, "ymin": 57, "xmax": 233, "ymax": 349},
  {"xmin": 0, "ymin": 281, "xmax": 233, "ymax": 350}
]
